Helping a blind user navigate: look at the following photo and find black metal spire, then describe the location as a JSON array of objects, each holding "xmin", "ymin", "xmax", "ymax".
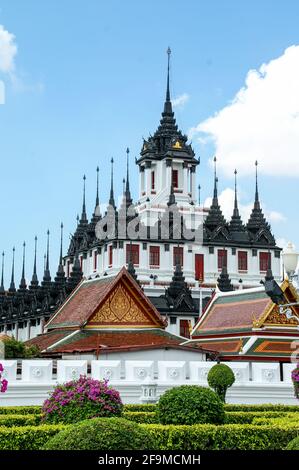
[
  {"xmin": 198, "ymin": 184, "xmax": 201, "ymax": 206},
  {"xmin": 109, "ymin": 157, "xmax": 116, "ymax": 209},
  {"xmin": 96, "ymin": 166, "xmax": 99, "ymax": 207},
  {"xmin": 165, "ymin": 47, "xmax": 171, "ymax": 104},
  {"xmin": 125, "ymin": 147, "xmax": 133, "ymax": 206},
  {"xmin": 30, "ymin": 236, "xmax": 39, "ymax": 289},
  {"xmin": 19, "ymin": 241, "xmax": 27, "ymax": 290},
  {"xmin": 217, "ymin": 262, "xmax": 233, "ymax": 292},
  {"xmin": 55, "ymin": 223, "xmax": 66, "ymax": 286},
  {"xmin": 80, "ymin": 175, "xmax": 88, "ymax": 223},
  {"xmin": 229, "ymin": 169, "xmax": 245, "ymax": 233},
  {"xmin": 9, "ymin": 247, "xmax": 16, "ymax": 293},
  {"xmin": 247, "ymin": 161, "xmax": 272, "ymax": 236},
  {"xmin": 165, "ymin": 262, "xmax": 195, "ymax": 311},
  {"xmin": 91, "ymin": 166, "xmax": 101, "ymax": 221},
  {"xmin": 67, "ymin": 250, "xmax": 83, "ymax": 291},
  {"xmin": 0, "ymin": 251, "xmax": 5, "ymax": 294},
  {"xmin": 42, "ymin": 230, "xmax": 51, "ymax": 286},
  {"xmin": 205, "ymin": 157, "xmax": 226, "ymax": 230}
]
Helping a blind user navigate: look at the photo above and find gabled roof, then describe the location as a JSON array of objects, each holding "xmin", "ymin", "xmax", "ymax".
[
  {"xmin": 46, "ymin": 267, "xmax": 166, "ymax": 330},
  {"xmin": 192, "ymin": 280, "xmax": 299, "ymax": 337}
]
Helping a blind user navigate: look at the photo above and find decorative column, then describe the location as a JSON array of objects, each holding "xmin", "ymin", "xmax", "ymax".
[
  {"xmin": 166, "ymin": 159, "xmax": 172, "ymax": 192},
  {"xmin": 145, "ymin": 161, "xmax": 152, "ymax": 199},
  {"xmin": 190, "ymin": 166, "xmax": 196, "ymax": 202},
  {"xmin": 183, "ymin": 162, "xmax": 188, "ymax": 195},
  {"xmin": 139, "ymin": 165, "xmax": 145, "ymax": 198}
]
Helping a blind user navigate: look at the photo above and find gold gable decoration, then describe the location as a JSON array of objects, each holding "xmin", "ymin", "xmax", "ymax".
[
  {"xmin": 89, "ymin": 284, "xmax": 153, "ymax": 326},
  {"xmin": 173, "ymin": 140, "xmax": 182, "ymax": 149},
  {"xmin": 253, "ymin": 279, "xmax": 299, "ymax": 328}
]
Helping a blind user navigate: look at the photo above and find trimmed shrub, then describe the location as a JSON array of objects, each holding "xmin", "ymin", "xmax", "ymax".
[
  {"xmin": 0, "ymin": 424, "xmax": 67, "ymax": 450},
  {"xmin": 207, "ymin": 363, "xmax": 235, "ymax": 402},
  {"xmin": 142, "ymin": 423, "xmax": 299, "ymax": 450},
  {"xmin": 252, "ymin": 414, "xmax": 299, "ymax": 427},
  {"xmin": 124, "ymin": 411, "xmax": 158, "ymax": 424},
  {"xmin": 286, "ymin": 436, "xmax": 299, "ymax": 450},
  {"xmin": 224, "ymin": 404, "xmax": 299, "ymax": 412},
  {"xmin": 42, "ymin": 376, "xmax": 123, "ymax": 424},
  {"xmin": 0, "ymin": 414, "xmax": 41, "ymax": 427},
  {"xmin": 0, "ymin": 406, "xmax": 41, "ymax": 415},
  {"xmin": 124, "ymin": 404, "xmax": 157, "ymax": 412},
  {"xmin": 157, "ymin": 385, "xmax": 225, "ymax": 425},
  {"xmin": 43, "ymin": 417, "xmax": 156, "ymax": 450},
  {"xmin": 3, "ymin": 337, "xmax": 39, "ymax": 359}
]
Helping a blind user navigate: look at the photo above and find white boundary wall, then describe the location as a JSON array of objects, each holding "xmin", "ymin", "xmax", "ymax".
[{"xmin": 0, "ymin": 359, "xmax": 298, "ymax": 406}]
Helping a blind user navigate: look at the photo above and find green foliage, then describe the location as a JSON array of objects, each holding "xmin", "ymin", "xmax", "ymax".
[
  {"xmin": 157, "ymin": 385, "xmax": 225, "ymax": 425},
  {"xmin": 3, "ymin": 337, "xmax": 40, "ymax": 359},
  {"xmin": 252, "ymin": 414, "xmax": 299, "ymax": 427},
  {"xmin": 123, "ymin": 411, "xmax": 158, "ymax": 424},
  {"xmin": 0, "ymin": 406, "xmax": 41, "ymax": 415},
  {"xmin": 142, "ymin": 423, "xmax": 299, "ymax": 450},
  {"xmin": 207, "ymin": 363, "xmax": 235, "ymax": 402},
  {"xmin": 0, "ymin": 424, "xmax": 67, "ymax": 450},
  {"xmin": 286, "ymin": 436, "xmax": 299, "ymax": 450},
  {"xmin": 43, "ymin": 417, "xmax": 156, "ymax": 450},
  {"xmin": 124, "ymin": 404, "xmax": 157, "ymax": 412},
  {"xmin": 0, "ymin": 414, "xmax": 41, "ymax": 427},
  {"xmin": 224, "ymin": 404, "xmax": 299, "ymax": 412},
  {"xmin": 224, "ymin": 411, "xmax": 290, "ymax": 424}
]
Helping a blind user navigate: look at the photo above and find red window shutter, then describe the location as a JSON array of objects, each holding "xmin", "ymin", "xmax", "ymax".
[
  {"xmin": 151, "ymin": 171, "xmax": 155, "ymax": 190},
  {"xmin": 260, "ymin": 252, "xmax": 271, "ymax": 272},
  {"xmin": 126, "ymin": 244, "xmax": 140, "ymax": 266},
  {"xmin": 172, "ymin": 169, "xmax": 178, "ymax": 188},
  {"xmin": 238, "ymin": 251, "xmax": 248, "ymax": 271},
  {"xmin": 173, "ymin": 247, "xmax": 184, "ymax": 266},
  {"xmin": 195, "ymin": 254, "xmax": 204, "ymax": 282},
  {"xmin": 93, "ymin": 251, "xmax": 97, "ymax": 271},
  {"xmin": 180, "ymin": 319, "xmax": 191, "ymax": 339},
  {"xmin": 109, "ymin": 245, "xmax": 113, "ymax": 267},
  {"xmin": 218, "ymin": 249, "xmax": 227, "ymax": 270},
  {"xmin": 150, "ymin": 246, "xmax": 160, "ymax": 267}
]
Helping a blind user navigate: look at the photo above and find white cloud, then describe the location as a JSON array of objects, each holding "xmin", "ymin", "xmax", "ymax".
[
  {"xmin": 204, "ymin": 187, "xmax": 286, "ymax": 225},
  {"xmin": 172, "ymin": 93, "xmax": 189, "ymax": 109},
  {"xmin": 0, "ymin": 25, "xmax": 17, "ymax": 74},
  {"xmin": 190, "ymin": 45, "xmax": 299, "ymax": 177}
]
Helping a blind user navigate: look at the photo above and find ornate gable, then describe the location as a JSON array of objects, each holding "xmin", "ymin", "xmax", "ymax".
[
  {"xmin": 253, "ymin": 279, "xmax": 299, "ymax": 328},
  {"xmin": 88, "ymin": 273, "xmax": 166, "ymax": 328}
]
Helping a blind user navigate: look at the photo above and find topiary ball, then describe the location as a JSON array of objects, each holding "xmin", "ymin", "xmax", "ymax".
[
  {"xmin": 286, "ymin": 436, "xmax": 299, "ymax": 450},
  {"xmin": 43, "ymin": 417, "xmax": 156, "ymax": 450},
  {"xmin": 207, "ymin": 364, "xmax": 235, "ymax": 402},
  {"xmin": 42, "ymin": 375, "xmax": 123, "ymax": 424},
  {"xmin": 157, "ymin": 385, "xmax": 225, "ymax": 425}
]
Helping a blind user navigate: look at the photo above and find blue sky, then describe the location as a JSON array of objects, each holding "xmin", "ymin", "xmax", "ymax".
[{"xmin": 0, "ymin": 0, "xmax": 299, "ymax": 284}]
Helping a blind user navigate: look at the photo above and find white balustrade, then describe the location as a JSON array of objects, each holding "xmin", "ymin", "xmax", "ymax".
[
  {"xmin": 251, "ymin": 362, "xmax": 280, "ymax": 383},
  {"xmin": 158, "ymin": 361, "xmax": 186, "ymax": 382},
  {"xmin": 228, "ymin": 362, "xmax": 250, "ymax": 383},
  {"xmin": 21, "ymin": 360, "xmax": 53, "ymax": 383},
  {"xmin": 91, "ymin": 360, "xmax": 121, "ymax": 381},
  {"xmin": 125, "ymin": 361, "xmax": 154, "ymax": 381},
  {"xmin": 56, "ymin": 360, "xmax": 87, "ymax": 383},
  {"xmin": 189, "ymin": 361, "xmax": 216, "ymax": 383},
  {"xmin": 283, "ymin": 363, "xmax": 297, "ymax": 383},
  {"xmin": 0, "ymin": 360, "xmax": 17, "ymax": 382}
]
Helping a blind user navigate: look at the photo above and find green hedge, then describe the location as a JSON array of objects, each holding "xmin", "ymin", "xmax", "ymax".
[
  {"xmin": 0, "ymin": 414, "xmax": 41, "ymax": 427},
  {"xmin": 224, "ymin": 411, "xmax": 290, "ymax": 424},
  {"xmin": 123, "ymin": 404, "xmax": 157, "ymax": 412},
  {"xmin": 224, "ymin": 404, "xmax": 299, "ymax": 413},
  {"xmin": 123, "ymin": 411, "xmax": 158, "ymax": 424},
  {"xmin": 0, "ymin": 424, "xmax": 68, "ymax": 450},
  {"xmin": 252, "ymin": 415, "xmax": 299, "ymax": 427},
  {"xmin": 142, "ymin": 423, "xmax": 299, "ymax": 450},
  {"xmin": 0, "ymin": 406, "xmax": 41, "ymax": 415}
]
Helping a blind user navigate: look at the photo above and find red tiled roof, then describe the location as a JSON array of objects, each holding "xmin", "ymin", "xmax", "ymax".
[
  {"xmin": 26, "ymin": 330, "xmax": 71, "ymax": 350},
  {"xmin": 46, "ymin": 268, "xmax": 166, "ymax": 329},
  {"xmin": 191, "ymin": 340, "xmax": 241, "ymax": 353}
]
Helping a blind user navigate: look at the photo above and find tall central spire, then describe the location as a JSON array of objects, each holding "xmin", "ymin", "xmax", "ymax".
[
  {"xmin": 19, "ymin": 241, "xmax": 27, "ymax": 290},
  {"xmin": 213, "ymin": 156, "xmax": 218, "ymax": 202},
  {"xmin": 80, "ymin": 175, "xmax": 88, "ymax": 223},
  {"xmin": 125, "ymin": 147, "xmax": 132, "ymax": 206},
  {"xmin": 30, "ymin": 236, "xmax": 39, "ymax": 289},
  {"xmin": 109, "ymin": 157, "xmax": 116, "ymax": 209},
  {"xmin": 254, "ymin": 160, "xmax": 260, "ymax": 209},
  {"xmin": 229, "ymin": 169, "xmax": 245, "ymax": 233},
  {"xmin": 9, "ymin": 247, "xmax": 16, "ymax": 293},
  {"xmin": 42, "ymin": 230, "xmax": 51, "ymax": 286},
  {"xmin": 163, "ymin": 46, "xmax": 173, "ymax": 115},
  {"xmin": 205, "ymin": 156, "xmax": 226, "ymax": 231}
]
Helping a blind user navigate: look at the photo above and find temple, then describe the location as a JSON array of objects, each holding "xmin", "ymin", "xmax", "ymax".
[{"xmin": 0, "ymin": 49, "xmax": 282, "ymax": 342}]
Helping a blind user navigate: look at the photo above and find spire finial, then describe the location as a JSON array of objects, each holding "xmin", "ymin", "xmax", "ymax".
[
  {"xmin": 213, "ymin": 156, "xmax": 218, "ymax": 200},
  {"xmin": 42, "ymin": 229, "xmax": 51, "ymax": 285},
  {"xmin": 198, "ymin": 184, "xmax": 201, "ymax": 206},
  {"xmin": 9, "ymin": 246, "xmax": 16, "ymax": 293},
  {"xmin": 255, "ymin": 160, "xmax": 259, "ymax": 203},
  {"xmin": 60, "ymin": 223, "xmax": 63, "ymax": 264},
  {"xmin": 30, "ymin": 236, "xmax": 39, "ymax": 288},
  {"xmin": 109, "ymin": 157, "xmax": 115, "ymax": 208},
  {"xmin": 0, "ymin": 251, "xmax": 5, "ymax": 293},
  {"xmin": 80, "ymin": 174, "xmax": 87, "ymax": 222},
  {"xmin": 126, "ymin": 147, "xmax": 130, "ymax": 192},
  {"xmin": 96, "ymin": 166, "xmax": 99, "ymax": 207},
  {"xmin": 234, "ymin": 169, "xmax": 238, "ymax": 210},
  {"xmin": 19, "ymin": 241, "xmax": 26, "ymax": 289},
  {"xmin": 166, "ymin": 46, "xmax": 171, "ymax": 102}
]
